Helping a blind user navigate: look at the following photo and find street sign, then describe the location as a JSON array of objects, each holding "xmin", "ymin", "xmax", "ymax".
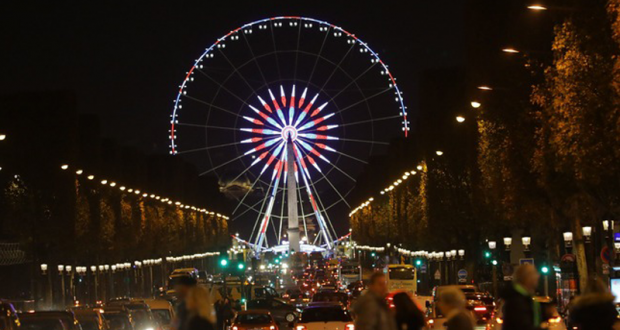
[
  {"xmin": 561, "ymin": 254, "xmax": 576, "ymax": 263},
  {"xmin": 504, "ymin": 275, "xmax": 513, "ymax": 281},
  {"xmin": 458, "ymin": 278, "xmax": 467, "ymax": 283},
  {"xmin": 601, "ymin": 246, "xmax": 611, "ymax": 264},
  {"xmin": 603, "ymin": 263, "xmax": 611, "ymax": 275},
  {"xmin": 420, "ymin": 264, "xmax": 427, "ymax": 274},
  {"xmin": 520, "ymin": 258, "xmax": 535, "ymax": 266},
  {"xmin": 457, "ymin": 269, "xmax": 468, "ymax": 279},
  {"xmin": 615, "ymin": 232, "xmax": 620, "ymax": 242},
  {"xmin": 434, "ymin": 269, "xmax": 441, "ymax": 280},
  {"xmin": 502, "ymin": 263, "xmax": 514, "ymax": 277}
]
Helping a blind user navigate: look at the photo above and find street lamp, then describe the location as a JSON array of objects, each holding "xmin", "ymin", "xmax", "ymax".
[
  {"xmin": 522, "ymin": 236, "xmax": 532, "ymax": 251},
  {"xmin": 470, "ymin": 101, "xmax": 481, "ymax": 108},
  {"xmin": 502, "ymin": 48, "xmax": 520, "ymax": 54},
  {"xmin": 488, "ymin": 241, "xmax": 497, "ymax": 250},
  {"xmin": 563, "ymin": 232, "xmax": 573, "ymax": 248},
  {"xmin": 527, "ymin": 4, "xmax": 547, "ymax": 10},
  {"xmin": 40, "ymin": 264, "xmax": 48, "ymax": 274},
  {"xmin": 435, "ymin": 150, "xmax": 444, "ymax": 156},
  {"xmin": 477, "ymin": 86, "xmax": 493, "ymax": 91},
  {"xmin": 458, "ymin": 249, "xmax": 465, "ymax": 260},
  {"xmin": 503, "ymin": 237, "xmax": 512, "ymax": 251},
  {"xmin": 0, "ymin": 134, "xmax": 6, "ymax": 141},
  {"xmin": 61, "ymin": 164, "xmax": 69, "ymax": 170},
  {"xmin": 582, "ymin": 226, "xmax": 592, "ymax": 243},
  {"xmin": 456, "ymin": 116, "xmax": 465, "ymax": 123}
]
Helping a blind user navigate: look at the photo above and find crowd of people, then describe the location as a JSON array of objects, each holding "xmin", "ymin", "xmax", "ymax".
[{"xmin": 166, "ymin": 264, "xmax": 620, "ymax": 330}]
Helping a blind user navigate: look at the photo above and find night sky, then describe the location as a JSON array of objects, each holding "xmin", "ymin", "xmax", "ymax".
[{"xmin": 2, "ymin": 1, "xmax": 464, "ymax": 153}]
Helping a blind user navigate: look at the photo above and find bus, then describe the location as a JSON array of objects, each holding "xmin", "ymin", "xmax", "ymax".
[
  {"xmin": 340, "ymin": 262, "xmax": 362, "ymax": 286},
  {"xmin": 386, "ymin": 264, "xmax": 417, "ymax": 294}
]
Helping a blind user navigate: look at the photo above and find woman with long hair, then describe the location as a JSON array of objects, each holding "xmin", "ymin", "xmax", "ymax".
[
  {"xmin": 392, "ymin": 292, "xmax": 425, "ymax": 330},
  {"xmin": 185, "ymin": 286, "xmax": 216, "ymax": 330}
]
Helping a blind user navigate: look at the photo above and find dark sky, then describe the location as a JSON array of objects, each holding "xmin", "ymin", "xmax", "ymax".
[{"xmin": 2, "ymin": 1, "xmax": 465, "ymax": 153}]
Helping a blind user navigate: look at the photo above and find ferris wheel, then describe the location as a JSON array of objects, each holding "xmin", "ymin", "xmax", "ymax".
[{"xmin": 169, "ymin": 16, "xmax": 408, "ymax": 252}]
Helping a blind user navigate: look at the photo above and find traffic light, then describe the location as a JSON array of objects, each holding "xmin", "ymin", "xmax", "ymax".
[
  {"xmin": 415, "ymin": 260, "xmax": 422, "ymax": 266},
  {"xmin": 371, "ymin": 252, "xmax": 376, "ymax": 257},
  {"xmin": 237, "ymin": 262, "xmax": 245, "ymax": 270},
  {"xmin": 220, "ymin": 258, "xmax": 229, "ymax": 267},
  {"xmin": 484, "ymin": 251, "xmax": 491, "ymax": 258},
  {"xmin": 541, "ymin": 266, "xmax": 549, "ymax": 274},
  {"xmin": 491, "ymin": 260, "xmax": 498, "ymax": 266}
]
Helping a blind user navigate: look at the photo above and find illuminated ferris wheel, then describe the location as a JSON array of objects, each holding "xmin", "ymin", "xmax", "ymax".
[{"xmin": 169, "ymin": 16, "xmax": 408, "ymax": 252}]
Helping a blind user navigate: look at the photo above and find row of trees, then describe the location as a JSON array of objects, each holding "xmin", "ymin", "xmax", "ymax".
[
  {"xmin": 351, "ymin": 0, "xmax": 620, "ymax": 289},
  {"xmin": 1, "ymin": 171, "xmax": 228, "ymax": 265}
]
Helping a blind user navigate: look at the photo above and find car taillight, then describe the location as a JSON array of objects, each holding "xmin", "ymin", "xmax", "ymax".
[
  {"xmin": 549, "ymin": 316, "xmax": 562, "ymax": 323},
  {"xmin": 473, "ymin": 306, "xmax": 487, "ymax": 312},
  {"xmin": 345, "ymin": 323, "xmax": 354, "ymax": 330},
  {"xmin": 232, "ymin": 327, "xmax": 238, "ymax": 330},
  {"xmin": 296, "ymin": 326, "xmax": 307, "ymax": 330},
  {"xmin": 270, "ymin": 326, "xmax": 276, "ymax": 330},
  {"xmin": 496, "ymin": 317, "xmax": 503, "ymax": 324}
]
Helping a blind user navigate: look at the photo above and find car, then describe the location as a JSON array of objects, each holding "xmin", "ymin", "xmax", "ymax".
[
  {"xmin": 295, "ymin": 302, "xmax": 354, "ymax": 330},
  {"xmin": 102, "ymin": 307, "xmax": 135, "ymax": 330},
  {"xmin": 282, "ymin": 288, "xmax": 311, "ymax": 307},
  {"xmin": 141, "ymin": 299, "xmax": 175, "ymax": 330},
  {"xmin": 311, "ymin": 292, "xmax": 349, "ymax": 308},
  {"xmin": 486, "ymin": 296, "xmax": 566, "ymax": 330},
  {"xmin": 464, "ymin": 292, "xmax": 495, "ymax": 325},
  {"xmin": 246, "ymin": 298, "xmax": 299, "ymax": 325},
  {"xmin": 426, "ymin": 286, "xmax": 484, "ymax": 330},
  {"xmin": 170, "ymin": 268, "xmax": 198, "ymax": 278},
  {"xmin": 72, "ymin": 308, "xmax": 108, "ymax": 330},
  {"xmin": 0, "ymin": 301, "xmax": 21, "ymax": 330},
  {"xmin": 231, "ymin": 310, "xmax": 278, "ymax": 330},
  {"xmin": 106, "ymin": 301, "xmax": 159, "ymax": 330},
  {"xmin": 19, "ymin": 311, "xmax": 82, "ymax": 330}
]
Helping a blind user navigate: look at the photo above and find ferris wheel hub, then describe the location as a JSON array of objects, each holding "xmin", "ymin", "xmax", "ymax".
[{"xmin": 281, "ymin": 126, "xmax": 298, "ymax": 142}]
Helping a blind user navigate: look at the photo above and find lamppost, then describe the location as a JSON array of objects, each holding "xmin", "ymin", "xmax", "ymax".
[
  {"xmin": 40, "ymin": 263, "xmax": 52, "ymax": 309},
  {"xmin": 90, "ymin": 266, "xmax": 98, "ymax": 304},
  {"xmin": 582, "ymin": 226, "xmax": 594, "ymax": 273},
  {"xmin": 488, "ymin": 241, "xmax": 498, "ymax": 297},
  {"xmin": 522, "ymin": 236, "xmax": 532, "ymax": 257},
  {"xmin": 65, "ymin": 265, "xmax": 73, "ymax": 305},
  {"xmin": 58, "ymin": 265, "xmax": 66, "ymax": 307},
  {"xmin": 450, "ymin": 249, "xmax": 457, "ymax": 284},
  {"xmin": 134, "ymin": 261, "xmax": 142, "ymax": 298},
  {"xmin": 438, "ymin": 252, "xmax": 445, "ymax": 285},
  {"xmin": 563, "ymin": 232, "xmax": 573, "ymax": 249}
]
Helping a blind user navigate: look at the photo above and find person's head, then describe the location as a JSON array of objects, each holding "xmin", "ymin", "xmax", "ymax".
[
  {"xmin": 392, "ymin": 292, "xmax": 417, "ymax": 316},
  {"xmin": 174, "ymin": 276, "xmax": 197, "ymax": 300},
  {"xmin": 584, "ymin": 278, "xmax": 609, "ymax": 295},
  {"xmin": 368, "ymin": 271, "xmax": 388, "ymax": 297},
  {"xmin": 438, "ymin": 286, "xmax": 466, "ymax": 315},
  {"xmin": 186, "ymin": 286, "xmax": 216, "ymax": 324},
  {"xmin": 513, "ymin": 264, "xmax": 540, "ymax": 293}
]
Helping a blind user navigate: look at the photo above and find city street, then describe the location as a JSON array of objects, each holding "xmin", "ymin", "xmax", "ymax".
[{"xmin": 2, "ymin": 0, "xmax": 620, "ymax": 329}]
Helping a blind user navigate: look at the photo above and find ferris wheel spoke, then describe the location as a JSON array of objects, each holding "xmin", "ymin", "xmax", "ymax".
[
  {"xmin": 333, "ymin": 86, "xmax": 393, "ymax": 115},
  {"xmin": 307, "ymin": 26, "xmax": 332, "ymax": 85},
  {"xmin": 240, "ymin": 31, "xmax": 269, "ymax": 86},
  {"xmin": 293, "ymin": 20, "xmax": 302, "ymax": 82},
  {"xmin": 319, "ymin": 43, "xmax": 355, "ymax": 92},
  {"xmin": 217, "ymin": 49, "xmax": 263, "ymax": 99},
  {"xmin": 183, "ymin": 94, "xmax": 243, "ymax": 118},
  {"xmin": 176, "ymin": 141, "xmax": 244, "ymax": 155},
  {"xmin": 295, "ymin": 145, "xmax": 351, "ymax": 208},
  {"xmin": 199, "ymin": 153, "xmax": 247, "ymax": 176},
  {"xmin": 324, "ymin": 61, "xmax": 378, "ymax": 103},
  {"xmin": 339, "ymin": 137, "xmax": 389, "ymax": 145},
  {"xmin": 339, "ymin": 114, "xmax": 402, "ymax": 128},
  {"xmin": 269, "ymin": 23, "xmax": 282, "ymax": 81},
  {"xmin": 194, "ymin": 67, "xmax": 255, "ymax": 107},
  {"xmin": 176, "ymin": 123, "xmax": 239, "ymax": 131},
  {"xmin": 231, "ymin": 142, "xmax": 285, "ymax": 215}
]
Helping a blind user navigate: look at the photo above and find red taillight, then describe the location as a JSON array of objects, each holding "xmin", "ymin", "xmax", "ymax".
[
  {"xmin": 473, "ymin": 306, "xmax": 487, "ymax": 312},
  {"xmin": 296, "ymin": 326, "xmax": 307, "ymax": 330},
  {"xmin": 345, "ymin": 323, "xmax": 355, "ymax": 330},
  {"xmin": 232, "ymin": 327, "xmax": 238, "ymax": 330}
]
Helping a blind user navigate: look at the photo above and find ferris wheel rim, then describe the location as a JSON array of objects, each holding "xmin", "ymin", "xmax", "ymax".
[{"xmin": 169, "ymin": 15, "xmax": 409, "ymax": 155}]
